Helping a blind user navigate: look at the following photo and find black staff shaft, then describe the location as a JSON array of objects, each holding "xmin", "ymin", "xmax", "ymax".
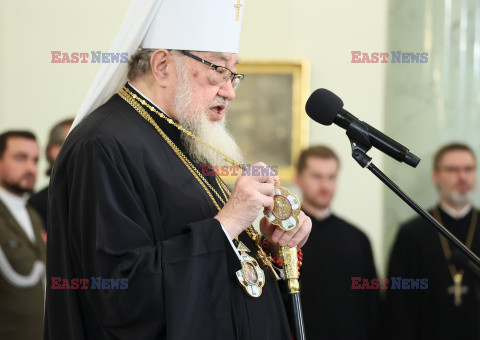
[{"xmin": 289, "ymin": 292, "xmax": 306, "ymax": 340}]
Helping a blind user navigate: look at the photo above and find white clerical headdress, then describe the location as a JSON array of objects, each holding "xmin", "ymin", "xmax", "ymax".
[{"xmin": 72, "ymin": 0, "xmax": 245, "ymax": 129}]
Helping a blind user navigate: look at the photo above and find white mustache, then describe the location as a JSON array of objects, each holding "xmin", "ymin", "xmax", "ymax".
[{"xmin": 210, "ymin": 97, "xmax": 229, "ymax": 108}]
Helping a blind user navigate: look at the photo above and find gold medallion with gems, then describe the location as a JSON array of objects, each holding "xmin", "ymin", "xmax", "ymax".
[
  {"xmin": 264, "ymin": 186, "xmax": 301, "ymax": 231},
  {"xmin": 235, "ymin": 242, "xmax": 265, "ymax": 298}
]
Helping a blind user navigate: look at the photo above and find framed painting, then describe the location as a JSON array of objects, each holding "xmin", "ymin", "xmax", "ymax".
[{"xmin": 223, "ymin": 59, "xmax": 310, "ymax": 184}]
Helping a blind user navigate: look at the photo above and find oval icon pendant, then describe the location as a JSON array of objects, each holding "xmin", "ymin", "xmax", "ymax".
[
  {"xmin": 264, "ymin": 186, "xmax": 301, "ymax": 231},
  {"xmin": 236, "ymin": 253, "xmax": 265, "ymax": 298}
]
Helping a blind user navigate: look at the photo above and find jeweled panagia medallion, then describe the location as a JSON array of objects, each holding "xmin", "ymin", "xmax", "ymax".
[
  {"xmin": 264, "ymin": 186, "xmax": 301, "ymax": 231},
  {"xmin": 235, "ymin": 242, "xmax": 265, "ymax": 298}
]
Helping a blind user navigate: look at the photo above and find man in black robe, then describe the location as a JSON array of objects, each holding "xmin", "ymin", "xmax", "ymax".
[
  {"xmin": 44, "ymin": 2, "xmax": 312, "ymax": 339},
  {"xmin": 295, "ymin": 146, "xmax": 380, "ymax": 339},
  {"xmin": 385, "ymin": 143, "xmax": 480, "ymax": 339}
]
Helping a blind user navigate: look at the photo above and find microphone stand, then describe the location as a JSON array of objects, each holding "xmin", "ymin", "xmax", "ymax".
[{"xmin": 345, "ymin": 119, "xmax": 480, "ymax": 271}]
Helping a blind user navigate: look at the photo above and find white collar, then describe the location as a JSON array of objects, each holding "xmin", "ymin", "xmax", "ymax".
[
  {"xmin": 0, "ymin": 186, "xmax": 28, "ymax": 209},
  {"xmin": 439, "ymin": 201, "xmax": 472, "ymax": 220},
  {"xmin": 318, "ymin": 208, "xmax": 332, "ymax": 221},
  {"xmin": 127, "ymin": 82, "xmax": 170, "ymax": 118}
]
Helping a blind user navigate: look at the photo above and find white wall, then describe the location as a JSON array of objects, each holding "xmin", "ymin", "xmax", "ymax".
[
  {"xmin": 0, "ymin": 0, "xmax": 388, "ymax": 274},
  {"xmin": 241, "ymin": 0, "xmax": 388, "ymax": 274},
  {"xmin": 0, "ymin": 0, "xmax": 130, "ymax": 183}
]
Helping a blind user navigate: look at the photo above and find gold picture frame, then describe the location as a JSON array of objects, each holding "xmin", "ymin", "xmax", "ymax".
[{"xmin": 223, "ymin": 59, "xmax": 310, "ymax": 184}]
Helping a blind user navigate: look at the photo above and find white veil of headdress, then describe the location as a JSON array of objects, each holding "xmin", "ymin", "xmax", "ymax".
[
  {"xmin": 71, "ymin": 0, "xmax": 165, "ymax": 130},
  {"xmin": 72, "ymin": 0, "xmax": 245, "ymax": 130}
]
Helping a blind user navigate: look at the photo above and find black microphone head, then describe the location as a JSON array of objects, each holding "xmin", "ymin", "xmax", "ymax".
[{"xmin": 305, "ymin": 88, "xmax": 344, "ymax": 125}]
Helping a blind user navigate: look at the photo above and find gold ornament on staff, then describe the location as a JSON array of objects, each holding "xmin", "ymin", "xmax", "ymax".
[
  {"xmin": 265, "ymin": 180, "xmax": 301, "ymax": 294},
  {"xmin": 279, "ymin": 245, "xmax": 300, "ymax": 294},
  {"xmin": 264, "ymin": 180, "xmax": 301, "ymax": 232}
]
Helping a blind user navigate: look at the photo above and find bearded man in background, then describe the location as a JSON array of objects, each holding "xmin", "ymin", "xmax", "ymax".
[{"xmin": 385, "ymin": 143, "xmax": 480, "ymax": 340}]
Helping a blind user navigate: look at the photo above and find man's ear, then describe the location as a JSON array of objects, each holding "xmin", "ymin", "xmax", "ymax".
[
  {"xmin": 150, "ymin": 49, "xmax": 174, "ymax": 87},
  {"xmin": 47, "ymin": 145, "xmax": 61, "ymax": 164},
  {"xmin": 294, "ymin": 173, "xmax": 301, "ymax": 187}
]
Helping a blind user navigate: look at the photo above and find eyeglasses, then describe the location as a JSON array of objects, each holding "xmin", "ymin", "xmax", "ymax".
[
  {"xmin": 180, "ymin": 50, "xmax": 244, "ymax": 90},
  {"xmin": 438, "ymin": 165, "xmax": 476, "ymax": 174}
]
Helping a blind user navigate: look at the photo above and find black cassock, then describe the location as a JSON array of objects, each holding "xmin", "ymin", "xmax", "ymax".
[
  {"xmin": 28, "ymin": 186, "xmax": 48, "ymax": 228},
  {"xmin": 300, "ymin": 213, "xmax": 380, "ymax": 340},
  {"xmin": 44, "ymin": 83, "xmax": 291, "ymax": 339},
  {"xmin": 385, "ymin": 206, "xmax": 480, "ymax": 340}
]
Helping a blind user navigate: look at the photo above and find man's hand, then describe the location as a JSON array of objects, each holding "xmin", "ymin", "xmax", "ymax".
[
  {"xmin": 215, "ymin": 162, "xmax": 277, "ymax": 239},
  {"xmin": 260, "ymin": 210, "xmax": 312, "ymax": 253}
]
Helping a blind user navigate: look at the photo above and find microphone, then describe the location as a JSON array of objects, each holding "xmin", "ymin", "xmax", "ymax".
[{"xmin": 305, "ymin": 89, "xmax": 420, "ymax": 168}]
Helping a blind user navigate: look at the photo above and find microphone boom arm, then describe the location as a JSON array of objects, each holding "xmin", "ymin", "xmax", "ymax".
[{"xmin": 344, "ymin": 123, "xmax": 480, "ymax": 272}]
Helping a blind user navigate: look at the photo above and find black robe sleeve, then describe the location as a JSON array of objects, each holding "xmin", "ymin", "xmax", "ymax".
[{"xmin": 45, "ymin": 133, "xmax": 236, "ymax": 339}]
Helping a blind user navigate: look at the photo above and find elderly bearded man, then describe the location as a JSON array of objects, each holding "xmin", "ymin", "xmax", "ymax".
[{"xmin": 44, "ymin": 1, "xmax": 311, "ymax": 339}]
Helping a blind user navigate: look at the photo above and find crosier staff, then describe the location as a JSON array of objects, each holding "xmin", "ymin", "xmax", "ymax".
[
  {"xmin": 280, "ymin": 246, "xmax": 305, "ymax": 340},
  {"xmin": 265, "ymin": 182, "xmax": 306, "ymax": 340}
]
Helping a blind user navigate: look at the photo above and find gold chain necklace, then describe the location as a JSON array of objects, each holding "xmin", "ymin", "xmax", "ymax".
[
  {"xmin": 118, "ymin": 87, "xmax": 225, "ymax": 209},
  {"xmin": 214, "ymin": 175, "xmax": 266, "ymax": 246},
  {"xmin": 433, "ymin": 206, "xmax": 478, "ymax": 306},
  {"xmin": 118, "ymin": 86, "xmax": 261, "ymax": 236},
  {"xmin": 122, "ymin": 86, "xmax": 244, "ymax": 170},
  {"xmin": 118, "ymin": 87, "xmax": 280, "ymax": 290},
  {"xmin": 121, "ymin": 86, "xmax": 300, "ymax": 233}
]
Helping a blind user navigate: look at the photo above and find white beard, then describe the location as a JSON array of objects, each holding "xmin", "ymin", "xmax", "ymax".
[
  {"xmin": 173, "ymin": 59, "xmax": 244, "ymax": 168},
  {"xmin": 442, "ymin": 189, "xmax": 474, "ymax": 208}
]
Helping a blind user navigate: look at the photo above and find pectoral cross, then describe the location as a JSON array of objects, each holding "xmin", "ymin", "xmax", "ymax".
[
  {"xmin": 447, "ymin": 273, "xmax": 469, "ymax": 306},
  {"xmin": 234, "ymin": 0, "xmax": 242, "ymax": 21}
]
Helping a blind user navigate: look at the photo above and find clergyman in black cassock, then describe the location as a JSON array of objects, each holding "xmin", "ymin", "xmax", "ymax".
[
  {"xmin": 385, "ymin": 143, "xmax": 480, "ymax": 340},
  {"xmin": 385, "ymin": 206, "xmax": 480, "ymax": 340},
  {"xmin": 44, "ymin": 83, "xmax": 292, "ymax": 339},
  {"xmin": 294, "ymin": 145, "xmax": 380, "ymax": 339},
  {"xmin": 301, "ymin": 212, "xmax": 380, "ymax": 340}
]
